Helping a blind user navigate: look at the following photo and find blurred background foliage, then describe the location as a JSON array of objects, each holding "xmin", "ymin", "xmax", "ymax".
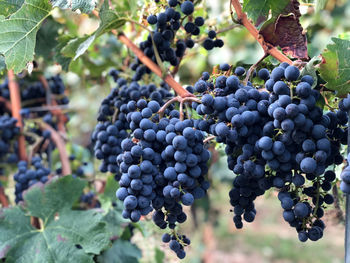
[{"xmin": 18, "ymin": 0, "xmax": 350, "ymax": 262}]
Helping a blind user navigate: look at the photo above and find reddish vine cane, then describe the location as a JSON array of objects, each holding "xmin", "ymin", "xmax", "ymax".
[
  {"xmin": 230, "ymin": 0, "xmax": 293, "ymax": 65},
  {"xmin": 39, "ymin": 122, "xmax": 71, "ymax": 176},
  {"xmin": 8, "ymin": 70, "xmax": 27, "ymax": 161},
  {"xmin": 0, "ymin": 187, "xmax": 9, "ymax": 207},
  {"xmin": 91, "ymin": 10, "xmax": 193, "ymax": 98}
]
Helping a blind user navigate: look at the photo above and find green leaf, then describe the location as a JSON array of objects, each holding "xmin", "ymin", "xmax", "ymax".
[
  {"xmin": 154, "ymin": 248, "xmax": 165, "ymax": 263},
  {"xmin": 0, "ymin": 176, "xmax": 111, "ymax": 262},
  {"xmin": 99, "ymin": 175, "xmax": 118, "ymax": 206},
  {"xmin": 71, "ymin": 1, "xmax": 126, "ymax": 61},
  {"xmin": 319, "ymin": 37, "xmax": 350, "ymax": 96},
  {"xmin": 0, "ymin": 0, "xmax": 52, "ymax": 73},
  {"xmin": 316, "ymin": 0, "xmax": 327, "ymax": 12},
  {"xmin": 51, "ymin": 0, "xmax": 96, "ymax": 13},
  {"xmin": 54, "ymin": 34, "xmax": 75, "ymax": 71},
  {"xmin": 0, "ymin": 0, "xmax": 24, "ymax": 16},
  {"xmin": 300, "ymin": 56, "xmax": 322, "ymax": 89},
  {"xmin": 97, "ymin": 239, "xmax": 141, "ymax": 263},
  {"xmin": 61, "ymin": 35, "xmax": 90, "ymax": 58},
  {"xmin": 242, "ymin": 0, "xmax": 289, "ymax": 24},
  {"xmin": 0, "ymin": 55, "xmax": 5, "ymax": 73},
  {"xmin": 102, "ymin": 207, "xmax": 128, "ymax": 238},
  {"xmin": 35, "ymin": 17, "xmax": 61, "ymax": 61}
]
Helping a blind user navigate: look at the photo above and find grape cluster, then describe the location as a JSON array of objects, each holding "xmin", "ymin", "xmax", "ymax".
[
  {"xmin": 190, "ymin": 63, "xmax": 347, "ymax": 242},
  {"xmin": 56, "ymin": 154, "xmax": 88, "ymax": 178},
  {"xmin": 339, "ymin": 94, "xmax": 350, "ymax": 113},
  {"xmin": 341, "ymin": 153, "xmax": 350, "ymax": 194},
  {"xmin": 13, "ymin": 156, "xmax": 50, "ymax": 203},
  {"xmin": 1, "ymin": 75, "xmax": 69, "ymax": 111},
  {"xmin": 94, "ymin": 69, "xmax": 212, "ymax": 258},
  {"xmin": 94, "ymin": 63, "xmax": 348, "ymax": 257},
  {"xmin": 0, "ymin": 75, "xmax": 69, "ymax": 157},
  {"xmin": 0, "ymin": 115, "xmax": 20, "ymax": 166},
  {"xmin": 80, "ymin": 191, "xmax": 101, "ymax": 208},
  {"xmin": 114, "ymin": 101, "xmax": 210, "ymax": 259},
  {"xmin": 92, "ymin": 69, "xmax": 172, "ymax": 179},
  {"xmin": 131, "ymin": 0, "xmax": 223, "ymax": 80}
]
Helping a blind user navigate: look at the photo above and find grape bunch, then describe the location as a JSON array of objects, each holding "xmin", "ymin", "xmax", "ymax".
[
  {"xmin": 80, "ymin": 191, "xmax": 101, "ymax": 208},
  {"xmin": 131, "ymin": 0, "xmax": 224, "ymax": 80},
  {"xmin": 13, "ymin": 156, "xmax": 50, "ymax": 203},
  {"xmin": 339, "ymin": 93, "xmax": 350, "ymax": 113},
  {"xmin": 1, "ymin": 75, "xmax": 69, "ymax": 111},
  {"xmin": 94, "ymin": 63, "xmax": 348, "ymax": 258},
  {"xmin": 190, "ymin": 63, "xmax": 347, "ymax": 242},
  {"xmin": 94, "ymin": 69, "xmax": 212, "ymax": 258},
  {"xmin": 0, "ymin": 115, "xmax": 20, "ymax": 166},
  {"xmin": 92, "ymin": 69, "xmax": 172, "ymax": 179},
  {"xmin": 0, "ymin": 75, "xmax": 69, "ymax": 155},
  {"xmin": 341, "ymin": 153, "xmax": 350, "ymax": 194},
  {"xmin": 114, "ymin": 101, "xmax": 210, "ymax": 259},
  {"xmin": 55, "ymin": 154, "xmax": 88, "ymax": 178}
]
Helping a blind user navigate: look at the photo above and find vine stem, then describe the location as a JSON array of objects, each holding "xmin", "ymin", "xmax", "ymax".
[
  {"xmin": 243, "ymin": 52, "xmax": 268, "ymax": 85},
  {"xmin": 38, "ymin": 122, "xmax": 71, "ymax": 176},
  {"xmin": 117, "ymin": 33, "xmax": 193, "ymax": 97},
  {"xmin": 203, "ymin": 136, "xmax": 216, "ymax": 144},
  {"xmin": 158, "ymin": 96, "xmax": 181, "ymax": 117},
  {"xmin": 230, "ymin": 0, "xmax": 293, "ymax": 64},
  {"xmin": 91, "ymin": 10, "xmax": 193, "ymax": 98},
  {"xmin": 8, "ymin": 70, "xmax": 39, "ymax": 227},
  {"xmin": 0, "ymin": 186, "xmax": 9, "ymax": 207},
  {"xmin": 8, "ymin": 70, "xmax": 27, "ymax": 161}
]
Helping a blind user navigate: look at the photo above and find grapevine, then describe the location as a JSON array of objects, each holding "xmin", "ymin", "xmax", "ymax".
[{"xmin": 0, "ymin": 0, "xmax": 350, "ymax": 262}]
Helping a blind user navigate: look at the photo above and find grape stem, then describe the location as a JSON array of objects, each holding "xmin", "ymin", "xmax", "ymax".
[
  {"xmin": 179, "ymin": 97, "xmax": 202, "ymax": 120},
  {"xmin": 159, "ymin": 96, "xmax": 201, "ymax": 119},
  {"xmin": 203, "ymin": 136, "xmax": 216, "ymax": 144},
  {"xmin": 230, "ymin": 0, "xmax": 293, "ymax": 64},
  {"xmin": 243, "ymin": 52, "xmax": 269, "ymax": 85},
  {"xmin": 312, "ymin": 179, "xmax": 321, "ymax": 218},
  {"xmin": 27, "ymin": 136, "xmax": 45, "ymax": 165},
  {"xmin": 8, "ymin": 70, "xmax": 27, "ymax": 161},
  {"xmin": 332, "ymin": 184, "xmax": 345, "ymax": 223},
  {"xmin": 158, "ymin": 96, "xmax": 182, "ymax": 118}
]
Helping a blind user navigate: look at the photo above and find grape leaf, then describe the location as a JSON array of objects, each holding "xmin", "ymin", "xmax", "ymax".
[
  {"xmin": 50, "ymin": 0, "xmax": 96, "ymax": 13},
  {"xmin": 0, "ymin": 55, "xmax": 5, "ymax": 73},
  {"xmin": 154, "ymin": 248, "xmax": 165, "ymax": 263},
  {"xmin": 99, "ymin": 175, "xmax": 118, "ymax": 208},
  {"xmin": 0, "ymin": 176, "xmax": 110, "ymax": 262},
  {"xmin": 35, "ymin": 17, "xmax": 61, "ymax": 61},
  {"xmin": 71, "ymin": 0, "xmax": 126, "ymax": 60},
  {"xmin": 259, "ymin": 0, "xmax": 308, "ymax": 59},
  {"xmin": 54, "ymin": 35, "xmax": 75, "ymax": 71},
  {"xmin": 0, "ymin": 0, "xmax": 24, "ymax": 16},
  {"xmin": 319, "ymin": 37, "xmax": 350, "ymax": 96},
  {"xmin": 316, "ymin": 0, "xmax": 327, "ymax": 12},
  {"xmin": 0, "ymin": 0, "xmax": 52, "ymax": 73},
  {"xmin": 242, "ymin": 0, "xmax": 289, "ymax": 24},
  {"xmin": 300, "ymin": 56, "xmax": 322, "ymax": 89},
  {"xmin": 97, "ymin": 239, "xmax": 141, "ymax": 263}
]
